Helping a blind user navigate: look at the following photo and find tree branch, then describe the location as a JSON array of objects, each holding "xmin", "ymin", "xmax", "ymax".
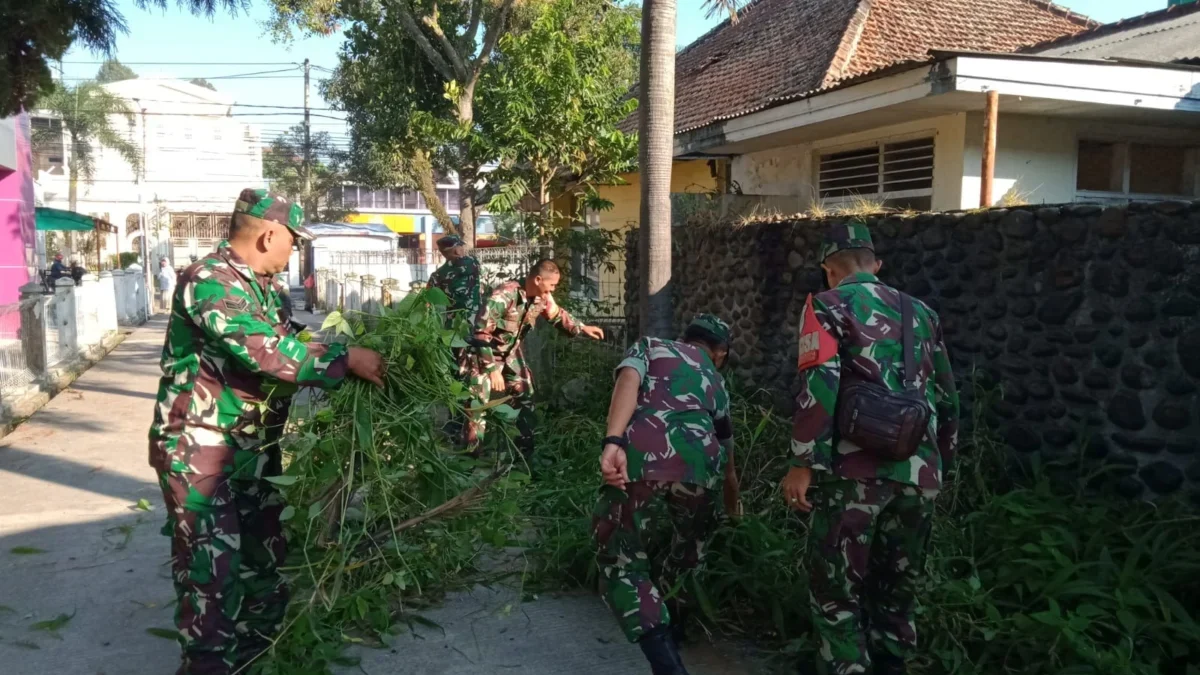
[
  {"xmin": 422, "ymin": 1, "xmax": 470, "ymax": 81},
  {"xmin": 470, "ymin": 0, "xmax": 517, "ymax": 82},
  {"xmin": 390, "ymin": 0, "xmax": 458, "ymax": 81},
  {"xmin": 463, "ymin": 0, "xmax": 483, "ymax": 54}
]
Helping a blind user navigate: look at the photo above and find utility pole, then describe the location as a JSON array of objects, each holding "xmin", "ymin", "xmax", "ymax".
[
  {"xmin": 302, "ymin": 58, "xmax": 312, "ymax": 224},
  {"xmin": 135, "ymin": 99, "xmax": 152, "ymax": 319}
]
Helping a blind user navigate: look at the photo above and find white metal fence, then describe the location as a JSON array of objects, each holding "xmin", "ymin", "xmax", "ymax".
[
  {"xmin": 0, "ymin": 270, "xmax": 148, "ymax": 414},
  {"xmin": 323, "ymin": 250, "xmax": 440, "ymax": 290}
]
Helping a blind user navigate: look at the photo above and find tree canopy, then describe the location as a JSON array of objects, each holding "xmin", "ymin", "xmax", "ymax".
[
  {"xmin": 96, "ymin": 58, "xmax": 137, "ymax": 83},
  {"xmin": 263, "ymin": 124, "xmax": 350, "ymax": 223},
  {"xmin": 0, "ymin": 0, "xmax": 246, "ymax": 116},
  {"xmin": 188, "ymin": 77, "xmax": 217, "ymax": 91}
]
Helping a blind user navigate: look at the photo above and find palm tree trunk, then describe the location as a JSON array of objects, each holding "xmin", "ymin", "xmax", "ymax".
[
  {"xmin": 67, "ymin": 153, "xmax": 78, "ymax": 257},
  {"xmin": 638, "ymin": 0, "xmax": 676, "ymax": 338}
]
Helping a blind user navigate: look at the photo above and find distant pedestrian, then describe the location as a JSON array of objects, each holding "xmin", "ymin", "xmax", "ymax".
[
  {"xmin": 148, "ymin": 188, "xmax": 387, "ymax": 675},
  {"xmin": 49, "ymin": 253, "xmax": 67, "ymax": 282},
  {"xmin": 156, "ymin": 258, "xmax": 176, "ymax": 312},
  {"xmin": 787, "ymin": 221, "xmax": 959, "ymax": 675},
  {"xmin": 303, "ymin": 271, "xmax": 315, "ymax": 312}
]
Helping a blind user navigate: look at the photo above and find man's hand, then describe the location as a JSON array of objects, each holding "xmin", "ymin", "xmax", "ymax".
[
  {"xmin": 489, "ymin": 369, "xmax": 506, "ymax": 393},
  {"xmin": 723, "ymin": 467, "xmax": 743, "ymax": 520},
  {"xmin": 581, "ymin": 325, "xmax": 605, "ymax": 341},
  {"xmin": 600, "ymin": 443, "xmax": 629, "ymax": 490},
  {"xmin": 782, "ymin": 466, "xmax": 814, "ymax": 512},
  {"xmin": 347, "ymin": 347, "xmax": 386, "ymax": 388}
]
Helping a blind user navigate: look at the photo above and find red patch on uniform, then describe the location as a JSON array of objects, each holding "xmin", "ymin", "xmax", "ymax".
[{"xmin": 797, "ymin": 294, "xmax": 837, "ymax": 371}]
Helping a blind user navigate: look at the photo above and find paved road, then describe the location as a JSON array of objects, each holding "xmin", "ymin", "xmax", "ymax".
[{"xmin": 0, "ymin": 313, "xmax": 760, "ymax": 675}]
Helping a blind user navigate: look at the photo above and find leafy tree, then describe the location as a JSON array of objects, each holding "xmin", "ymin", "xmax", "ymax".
[
  {"xmin": 262, "ymin": 124, "xmax": 350, "ymax": 223},
  {"xmin": 478, "ymin": 0, "xmax": 637, "ymax": 300},
  {"xmin": 0, "ymin": 0, "xmax": 245, "ymax": 116},
  {"xmin": 188, "ymin": 77, "xmax": 217, "ymax": 91},
  {"xmin": 96, "ymin": 58, "xmax": 137, "ymax": 83},
  {"xmin": 33, "ymin": 80, "xmax": 141, "ymax": 253},
  {"xmin": 480, "ymin": 0, "xmax": 638, "ymax": 241},
  {"xmin": 269, "ymin": 0, "xmax": 526, "ymax": 247}
]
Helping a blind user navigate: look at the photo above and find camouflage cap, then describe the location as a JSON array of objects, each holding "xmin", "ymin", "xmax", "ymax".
[
  {"xmin": 233, "ymin": 188, "xmax": 312, "ymax": 240},
  {"xmin": 437, "ymin": 235, "xmax": 465, "ymax": 249},
  {"xmin": 820, "ymin": 220, "xmax": 874, "ymax": 262},
  {"xmin": 687, "ymin": 313, "xmax": 732, "ymax": 346}
]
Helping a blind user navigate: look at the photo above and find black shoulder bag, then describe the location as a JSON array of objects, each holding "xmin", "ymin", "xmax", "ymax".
[{"xmin": 834, "ymin": 295, "xmax": 932, "ymax": 462}]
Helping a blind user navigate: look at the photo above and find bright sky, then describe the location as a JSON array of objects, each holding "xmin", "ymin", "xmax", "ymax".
[{"xmin": 58, "ymin": 0, "xmax": 1171, "ymax": 146}]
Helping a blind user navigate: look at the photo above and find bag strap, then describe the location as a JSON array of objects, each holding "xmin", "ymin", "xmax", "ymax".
[{"xmin": 901, "ymin": 294, "xmax": 916, "ymax": 390}]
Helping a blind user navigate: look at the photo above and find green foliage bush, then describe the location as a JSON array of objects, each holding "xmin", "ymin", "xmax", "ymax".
[{"xmin": 265, "ymin": 321, "xmax": 1200, "ymax": 675}]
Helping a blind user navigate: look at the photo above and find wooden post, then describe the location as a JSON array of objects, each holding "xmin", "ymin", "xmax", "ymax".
[{"xmin": 980, "ymin": 90, "xmax": 999, "ymax": 208}]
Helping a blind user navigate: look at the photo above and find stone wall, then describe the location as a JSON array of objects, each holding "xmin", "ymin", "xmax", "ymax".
[{"xmin": 625, "ymin": 201, "xmax": 1200, "ymax": 502}]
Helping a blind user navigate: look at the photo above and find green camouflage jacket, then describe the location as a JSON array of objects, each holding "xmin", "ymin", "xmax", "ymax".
[
  {"xmin": 618, "ymin": 337, "xmax": 733, "ymax": 489},
  {"xmin": 149, "ymin": 242, "xmax": 349, "ymax": 474},
  {"xmin": 471, "ymin": 280, "xmax": 581, "ymax": 374},
  {"xmin": 428, "ymin": 256, "xmax": 482, "ymax": 325},
  {"xmin": 792, "ymin": 272, "xmax": 959, "ymax": 489}
]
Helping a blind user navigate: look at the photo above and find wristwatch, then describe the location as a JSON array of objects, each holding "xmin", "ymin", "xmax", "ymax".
[{"xmin": 602, "ymin": 435, "xmax": 627, "ymax": 450}]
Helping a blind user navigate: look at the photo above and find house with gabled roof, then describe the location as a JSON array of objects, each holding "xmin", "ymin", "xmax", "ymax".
[{"xmin": 595, "ymin": 0, "xmax": 1200, "ymax": 238}]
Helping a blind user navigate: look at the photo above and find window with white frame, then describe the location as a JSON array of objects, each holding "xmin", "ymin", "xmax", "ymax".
[
  {"xmin": 1076, "ymin": 140, "xmax": 1199, "ymax": 200},
  {"xmin": 817, "ymin": 136, "xmax": 935, "ymax": 211}
]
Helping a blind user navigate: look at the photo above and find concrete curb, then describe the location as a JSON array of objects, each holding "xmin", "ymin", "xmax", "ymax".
[{"xmin": 0, "ymin": 328, "xmax": 133, "ymax": 439}]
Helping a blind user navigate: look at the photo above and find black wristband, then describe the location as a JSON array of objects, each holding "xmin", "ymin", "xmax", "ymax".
[{"xmin": 602, "ymin": 435, "xmax": 627, "ymax": 449}]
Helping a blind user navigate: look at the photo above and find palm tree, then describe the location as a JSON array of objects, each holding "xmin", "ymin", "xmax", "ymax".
[
  {"xmin": 34, "ymin": 81, "xmax": 142, "ymax": 253},
  {"xmin": 638, "ymin": 0, "xmax": 740, "ymax": 337}
]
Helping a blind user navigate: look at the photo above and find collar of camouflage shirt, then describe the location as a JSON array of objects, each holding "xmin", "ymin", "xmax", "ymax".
[
  {"xmin": 837, "ymin": 271, "xmax": 880, "ymax": 287},
  {"xmin": 216, "ymin": 240, "xmax": 272, "ymax": 308}
]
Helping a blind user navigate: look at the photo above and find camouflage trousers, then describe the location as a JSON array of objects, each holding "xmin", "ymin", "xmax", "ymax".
[
  {"xmin": 461, "ymin": 357, "xmax": 536, "ymax": 457},
  {"xmin": 807, "ymin": 478, "xmax": 937, "ymax": 675},
  {"xmin": 157, "ymin": 447, "xmax": 289, "ymax": 675},
  {"xmin": 593, "ymin": 481, "xmax": 716, "ymax": 643}
]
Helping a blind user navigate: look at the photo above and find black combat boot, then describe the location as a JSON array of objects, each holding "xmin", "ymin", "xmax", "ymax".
[
  {"xmin": 666, "ymin": 601, "xmax": 690, "ymax": 647},
  {"xmin": 871, "ymin": 651, "xmax": 907, "ymax": 675},
  {"xmin": 638, "ymin": 625, "xmax": 691, "ymax": 675}
]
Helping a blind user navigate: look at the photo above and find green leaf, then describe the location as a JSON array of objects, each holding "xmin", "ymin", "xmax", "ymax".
[
  {"xmin": 135, "ymin": 498, "xmax": 153, "ymax": 511},
  {"xmin": 10, "ymin": 546, "xmax": 46, "ymax": 555},
  {"xmin": 264, "ymin": 475, "xmax": 298, "ymax": 487},
  {"xmin": 308, "ymin": 502, "xmax": 323, "ymax": 520},
  {"xmin": 1117, "ymin": 609, "xmax": 1137, "ymax": 633},
  {"xmin": 320, "ymin": 311, "xmax": 344, "ymax": 331},
  {"xmin": 31, "ymin": 611, "xmax": 74, "ymax": 633},
  {"xmin": 491, "ymin": 404, "xmax": 519, "ymax": 422},
  {"xmin": 146, "ymin": 627, "xmax": 180, "ymax": 641},
  {"xmin": 450, "ymin": 335, "xmax": 468, "ymax": 349},
  {"xmin": 423, "ymin": 287, "xmax": 449, "ymax": 307},
  {"xmin": 279, "ymin": 505, "xmax": 296, "ymax": 522},
  {"xmin": 406, "ymin": 355, "xmax": 415, "ymax": 370}
]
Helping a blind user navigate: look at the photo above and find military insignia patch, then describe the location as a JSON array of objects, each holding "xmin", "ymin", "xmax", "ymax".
[
  {"xmin": 225, "ymin": 296, "xmax": 251, "ymax": 312},
  {"xmin": 797, "ymin": 294, "xmax": 837, "ymax": 370}
]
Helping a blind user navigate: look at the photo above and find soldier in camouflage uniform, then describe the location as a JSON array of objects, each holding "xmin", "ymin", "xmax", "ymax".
[
  {"xmin": 149, "ymin": 188, "xmax": 386, "ymax": 675},
  {"xmin": 594, "ymin": 314, "xmax": 740, "ymax": 675},
  {"xmin": 426, "ymin": 235, "xmax": 482, "ymax": 329},
  {"xmin": 461, "ymin": 259, "xmax": 604, "ymax": 456},
  {"xmin": 784, "ymin": 222, "xmax": 959, "ymax": 675}
]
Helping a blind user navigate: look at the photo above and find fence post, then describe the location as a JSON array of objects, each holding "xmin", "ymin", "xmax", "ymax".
[
  {"xmin": 112, "ymin": 270, "xmax": 127, "ymax": 324},
  {"xmin": 18, "ymin": 283, "xmax": 48, "ymax": 376},
  {"xmin": 381, "ymin": 278, "xmax": 398, "ymax": 309},
  {"xmin": 127, "ymin": 263, "xmax": 146, "ymax": 323},
  {"xmin": 344, "ymin": 273, "xmax": 360, "ymax": 312},
  {"xmin": 55, "ymin": 278, "xmax": 78, "ymax": 357},
  {"xmin": 361, "ymin": 275, "xmax": 377, "ymax": 315},
  {"xmin": 98, "ymin": 271, "xmax": 118, "ymax": 335}
]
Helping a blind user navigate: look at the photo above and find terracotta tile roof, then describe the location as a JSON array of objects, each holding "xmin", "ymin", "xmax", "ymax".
[
  {"xmin": 653, "ymin": 0, "xmax": 1097, "ymax": 135},
  {"xmin": 1019, "ymin": 1, "xmax": 1200, "ymax": 54}
]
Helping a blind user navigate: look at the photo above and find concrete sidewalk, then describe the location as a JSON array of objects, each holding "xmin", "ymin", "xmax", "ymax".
[{"xmin": 0, "ymin": 314, "xmax": 760, "ymax": 675}]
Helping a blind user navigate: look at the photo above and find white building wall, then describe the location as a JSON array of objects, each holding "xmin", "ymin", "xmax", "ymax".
[
  {"xmin": 729, "ymin": 114, "xmax": 968, "ymax": 212},
  {"xmin": 960, "ymin": 113, "xmax": 1200, "ymax": 209},
  {"xmin": 32, "ymin": 79, "xmax": 263, "ymax": 267}
]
